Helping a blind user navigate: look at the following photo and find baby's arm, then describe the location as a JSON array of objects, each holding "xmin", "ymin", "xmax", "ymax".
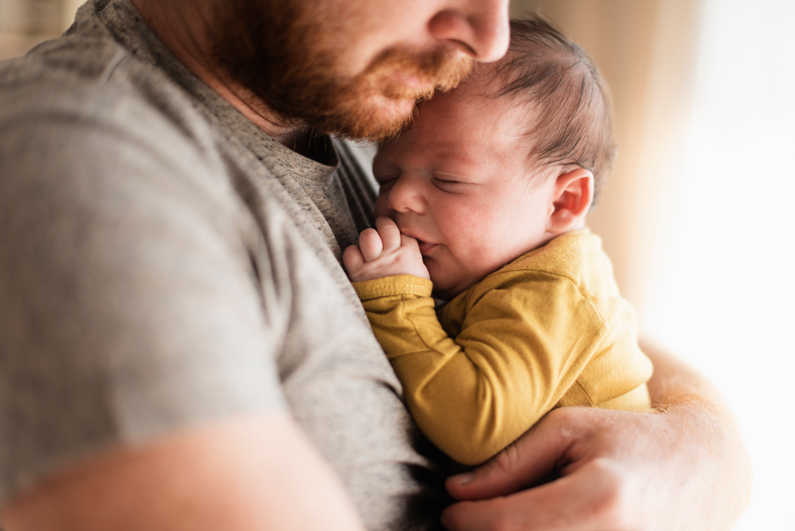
[
  {"xmin": 355, "ymin": 277, "xmax": 614, "ymax": 466},
  {"xmin": 344, "ymin": 219, "xmax": 649, "ymax": 467}
]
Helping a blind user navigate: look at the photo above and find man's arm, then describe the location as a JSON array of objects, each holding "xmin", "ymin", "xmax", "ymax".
[
  {"xmin": 0, "ymin": 88, "xmax": 368, "ymax": 531},
  {"xmin": 441, "ymin": 341, "xmax": 752, "ymax": 531},
  {"xmin": 2, "ymin": 414, "xmax": 365, "ymax": 531}
]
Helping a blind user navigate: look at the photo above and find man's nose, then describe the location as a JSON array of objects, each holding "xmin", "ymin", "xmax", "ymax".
[
  {"xmin": 387, "ymin": 176, "xmax": 426, "ymax": 214},
  {"xmin": 428, "ymin": 0, "xmax": 510, "ymax": 63}
]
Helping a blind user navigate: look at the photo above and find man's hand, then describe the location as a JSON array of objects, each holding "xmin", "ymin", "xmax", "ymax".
[
  {"xmin": 343, "ymin": 217, "xmax": 430, "ymax": 283},
  {"xmin": 441, "ymin": 343, "xmax": 752, "ymax": 531}
]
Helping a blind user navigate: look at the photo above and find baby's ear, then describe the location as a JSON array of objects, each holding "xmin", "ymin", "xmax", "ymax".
[{"xmin": 547, "ymin": 167, "xmax": 594, "ymax": 234}]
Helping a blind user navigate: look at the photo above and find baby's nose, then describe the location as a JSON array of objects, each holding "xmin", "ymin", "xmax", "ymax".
[{"xmin": 387, "ymin": 176, "xmax": 426, "ymax": 214}]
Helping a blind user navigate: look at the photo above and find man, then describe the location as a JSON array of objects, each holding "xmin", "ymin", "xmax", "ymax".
[{"xmin": 0, "ymin": 0, "xmax": 749, "ymax": 530}]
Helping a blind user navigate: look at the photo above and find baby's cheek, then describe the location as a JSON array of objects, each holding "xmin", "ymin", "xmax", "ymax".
[
  {"xmin": 373, "ymin": 194, "xmax": 392, "ymax": 219},
  {"xmin": 424, "ymin": 258, "xmax": 456, "ymax": 292},
  {"xmin": 457, "ymin": 240, "xmax": 512, "ymax": 281},
  {"xmin": 450, "ymin": 216, "xmax": 502, "ymax": 256}
]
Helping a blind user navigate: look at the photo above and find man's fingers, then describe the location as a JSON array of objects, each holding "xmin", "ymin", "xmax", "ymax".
[
  {"xmin": 441, "ymin": 497, "xmax": 520, "ymax": 531},
  {"xmin": 442, "ymin": 462, "xmax": 625, "ymax": 531},
  {"xmin": 375, "ymin": 217, "xmax": 402, "ymax": 252},
  {"xmin": 442, "ymin": 482, "xmax": 570, "ymax": 531},
  {"xmin": 358, "ymin": 228, "xmax": 383, "ymax": 261},
  {"xmin": 342, "ymin": 245, "xmax": 364, "ymax": 274},
  {"xmin": 446, "ymin": 409, "xmax": 578, "ymax": 500}
]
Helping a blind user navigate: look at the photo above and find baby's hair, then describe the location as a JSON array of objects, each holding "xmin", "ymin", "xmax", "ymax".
[{"xmin": 493, "ymin": 17, "xmax": 616, "ymax": 205}]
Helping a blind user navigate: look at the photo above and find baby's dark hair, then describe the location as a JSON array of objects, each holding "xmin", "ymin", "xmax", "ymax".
[{"xmin": 493, "ymin": 17, "xmax": 616, "ymax": 204}]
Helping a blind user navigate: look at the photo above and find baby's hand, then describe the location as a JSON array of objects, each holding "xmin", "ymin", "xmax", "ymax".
[{"xmin": 343, "ymin": 217, "xmax": 430, "ymax": 283}]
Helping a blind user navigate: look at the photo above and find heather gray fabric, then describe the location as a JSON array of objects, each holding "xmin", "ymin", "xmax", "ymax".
[{"xmin": 0, "ymin": 0, "xmax": 447, "ymax": 528}]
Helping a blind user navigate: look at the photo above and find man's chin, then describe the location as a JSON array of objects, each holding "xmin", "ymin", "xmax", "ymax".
[{"xmin": 329, "ymin": 94, "xmax": 418, "ymax": 142}]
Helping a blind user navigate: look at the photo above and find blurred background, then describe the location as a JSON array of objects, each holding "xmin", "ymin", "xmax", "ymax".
[
  {"xmin": 2, "ymin": 0, "xmax": 794, "ymax": 529},
  {"xmin": 509, "ymin": 2, "xmax": 795, "ymax": 530}
]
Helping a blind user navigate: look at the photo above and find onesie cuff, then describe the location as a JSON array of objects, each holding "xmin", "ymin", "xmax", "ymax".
[{"xmin": 352, "ymin": 275, "xmax": 433, "ymax": 300}]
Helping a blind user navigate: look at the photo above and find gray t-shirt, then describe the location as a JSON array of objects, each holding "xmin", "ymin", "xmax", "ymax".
[{"xmin": 0, "ymin": 0, "xmax": 447, "ymax": 528}]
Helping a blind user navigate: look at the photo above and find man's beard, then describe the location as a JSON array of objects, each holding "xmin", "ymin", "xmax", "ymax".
[{"xmin": 212, "ymin": 0, "xmax": 474, "ymax": 141}]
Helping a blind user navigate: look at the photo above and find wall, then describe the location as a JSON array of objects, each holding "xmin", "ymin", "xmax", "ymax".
[
  {"xmin": 510, "ymin": 0, "xmax": 705, "ymax": 324},
  {"xmin": 0, "ymin": 0, "xmax": 81, "ymax": 60}
]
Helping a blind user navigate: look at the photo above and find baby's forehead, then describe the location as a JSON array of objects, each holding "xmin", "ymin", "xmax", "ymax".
[
  {"xmin": 380, "ymin": 99, "xmax": 543, "ymax": 174},
  {"xmin": 421, "ymin": 82, "xmax": 533, "ymax": 140}
]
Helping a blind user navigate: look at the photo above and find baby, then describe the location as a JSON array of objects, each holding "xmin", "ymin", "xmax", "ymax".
[{"xmin": 343, "ymin": 18, "xmax": 653, "ymax": 466}]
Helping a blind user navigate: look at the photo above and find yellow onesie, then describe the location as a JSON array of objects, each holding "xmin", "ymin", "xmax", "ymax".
[{"xmin": 352, "ymin": 230, "xmax": 653, "ymax": 466}]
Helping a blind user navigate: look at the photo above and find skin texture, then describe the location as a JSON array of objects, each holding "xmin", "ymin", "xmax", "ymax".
[{"xmin": 343, "ymin": 65, "xmax": 594, "ymax": 298}]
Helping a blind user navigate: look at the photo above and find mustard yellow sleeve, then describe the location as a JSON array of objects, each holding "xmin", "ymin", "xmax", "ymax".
[
  {"xmin": 354, "ymin": 273, "xmax": 567, "ymax": 465},
  {"xmin": 353, "ymin": 272, "xmax": 650, "ymax": 466},
  {"xmin": 352, "ymin": 274, "xmax": 446, "ymax": 367}
]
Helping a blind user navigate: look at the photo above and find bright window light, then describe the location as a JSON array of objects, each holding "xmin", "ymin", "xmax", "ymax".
[{"xmin": 644, "ymin": 1, "xmax": 795, "ymax": 529}]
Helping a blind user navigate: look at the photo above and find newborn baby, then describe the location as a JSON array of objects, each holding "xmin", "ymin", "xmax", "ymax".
[{"xmin": 344, "ymin": 18, "xmax": 653, "ymax": 465}]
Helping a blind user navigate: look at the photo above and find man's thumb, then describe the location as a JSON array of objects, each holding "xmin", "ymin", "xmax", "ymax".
[{"xmin": 445, "ymin": 412, "xmax": 575, "ymax": 500}]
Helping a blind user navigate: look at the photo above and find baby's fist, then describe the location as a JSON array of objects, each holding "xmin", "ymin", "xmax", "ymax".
[{"xmin": 343, "ymin": 217, "xmax": 430, "ymax": 283}]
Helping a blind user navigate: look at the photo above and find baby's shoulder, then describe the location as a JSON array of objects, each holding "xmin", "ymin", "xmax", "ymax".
[{"xmin": 470, "ymin": 231, "xmax": 622, "ymax": 306}]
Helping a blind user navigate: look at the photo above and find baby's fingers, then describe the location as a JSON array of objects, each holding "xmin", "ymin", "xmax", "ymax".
[
  {"xmin": 400, "ymin": 233, "xmax": 421, "ymax": 251},
  {"xmin": 358, "ymin": 228, "xmax": 384, "ymax": 261},
  {"xmin": 375, "ymin": 217, "xmax": 402, "ymax": 252},
  {"xmin": 342, "ymin": 244, "xmax": 364, "ymax": 274}
]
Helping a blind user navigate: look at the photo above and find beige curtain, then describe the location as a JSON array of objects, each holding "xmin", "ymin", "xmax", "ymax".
[
  {"xmin": 509, "ymin": 0, "xmax": 704, "ymax": 324},
  {"xmin": 0, "ymin": 0, "xmax": 81, "ymax": 60}
]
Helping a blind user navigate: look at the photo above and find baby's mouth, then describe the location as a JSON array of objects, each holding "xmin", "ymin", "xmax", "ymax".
[
  {"xmin": 416, "ymin": 239, "xmax": 437, "ymax": 255},
  {"xmin": 399, "ymin": 228, "xmax": 436, "ymax": 254}
]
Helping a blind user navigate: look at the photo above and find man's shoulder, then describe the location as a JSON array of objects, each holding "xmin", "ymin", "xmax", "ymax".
[
  {"xmin": 0, "ymin": 32, "xmax": 246, "ymax": 287},
  {"xmin": 0, "ymin": 28, "xmax": 122, "ymax": 86},
  {"xmin": 0, "ymin": 28, "xmax": 216, "ymax": 163}
]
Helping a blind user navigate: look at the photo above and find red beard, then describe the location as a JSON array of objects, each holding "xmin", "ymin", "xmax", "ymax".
[{"xmin": 212, "ymin": 0, "xmax": 473, "ymax": 140}]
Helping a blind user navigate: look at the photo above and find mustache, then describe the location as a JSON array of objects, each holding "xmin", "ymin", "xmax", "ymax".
[{"xmin": 363, "ymin": 45, "xmax": 475, "ymax": 100}]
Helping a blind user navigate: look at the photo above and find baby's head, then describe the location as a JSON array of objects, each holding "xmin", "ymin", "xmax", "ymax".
[{"xmin": 373, "ymin": 17, "xmax": 615, "ymax": 299}]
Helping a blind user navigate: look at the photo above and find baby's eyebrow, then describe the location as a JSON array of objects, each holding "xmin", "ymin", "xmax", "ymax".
[{"xmin": 435, "ymin": 151, "xmax": 479, "ymax": 171}]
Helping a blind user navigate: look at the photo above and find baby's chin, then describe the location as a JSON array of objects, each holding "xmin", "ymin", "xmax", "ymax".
[
  {"xmin": 426, "ymin": 256, "xmax": 510, "ymax": 300},
  {"xmin": 423, "ymin": 253, "xmax": 484, "ymax": 300},
  {"xmin": 427, "ymin": 274, "xmax": 471, "ymax": 301}
]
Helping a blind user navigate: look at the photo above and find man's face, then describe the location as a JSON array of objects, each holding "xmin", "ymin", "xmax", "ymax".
[
  {"xmin": 212, "ymin": 0, "xmax": 509, "ymax": 141},
  {"xmin": 372, "ymin": 72, "xmax": 556, "ymax": 299}
]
